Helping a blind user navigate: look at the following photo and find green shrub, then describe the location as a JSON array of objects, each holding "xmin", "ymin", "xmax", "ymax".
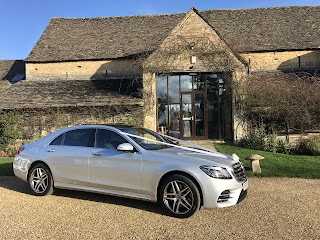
[
  {"xmin": 238, "ymin": 127, "xmax": 266, "ymax": 150},
  {"xmin": 264, "ymin": 133, "xmax": 278, "ymax": 152},
  {"xmin": 238, "ymin": 126, "xmax": 291, "ymax": 154},
  {"xmin": 293, "ymin": 138, "xmax": 319, "ymax": 156},
  {"xmin": 0, "ymin": 112, "xmax": 23, "ymax": 150},
  {"xmin": 276, "ymin": 139, "xmax": 291, "ymax": 154},
  {"xmin": 3, "ymin": 142, "xmax": 21, "ymax": 157}
]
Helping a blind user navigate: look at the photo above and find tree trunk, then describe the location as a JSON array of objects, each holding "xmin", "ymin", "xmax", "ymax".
[{"xmin": 285, "ymin": 122, "xmax": 290, "ymax": 143}]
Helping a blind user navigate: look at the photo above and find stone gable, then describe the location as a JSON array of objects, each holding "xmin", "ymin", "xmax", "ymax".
[{"xmin": 144, "ymin": 8, "xmax": 245, "ymax": 73}]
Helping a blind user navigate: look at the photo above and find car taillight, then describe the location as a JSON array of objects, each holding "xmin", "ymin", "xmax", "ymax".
[{"xmin": 17, "ymin": 146, "xmax": 25, "ymax": 155}]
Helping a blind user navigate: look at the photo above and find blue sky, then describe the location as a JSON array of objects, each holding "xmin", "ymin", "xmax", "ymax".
[{"xmin": 1, "ymin": 0, "xmax": 319, "ymax": 60}]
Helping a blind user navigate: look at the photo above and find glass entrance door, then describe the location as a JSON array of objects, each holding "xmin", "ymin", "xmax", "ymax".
[{"xmin": 181, "ymin": 93, "xmax": 206, "ymax": 139}]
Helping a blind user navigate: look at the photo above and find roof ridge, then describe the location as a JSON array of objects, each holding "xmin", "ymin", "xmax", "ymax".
[
  {"xmin": 51, "ymin": 12, "xmax": 185, "ymax": 21},
  {"xmin": 200, "ymin": 5, "xmax": 320, "ymax": 13},
  {"xmin": 50, "ymin": 6, "xmax": 320, "ymax": 21}
]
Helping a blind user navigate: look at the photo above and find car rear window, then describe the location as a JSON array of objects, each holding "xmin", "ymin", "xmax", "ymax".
[{"xmin": 50, "ymin": 134, "xmax": 63, "ymax": 145}]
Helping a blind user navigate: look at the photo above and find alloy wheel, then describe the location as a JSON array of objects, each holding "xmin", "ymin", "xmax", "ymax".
[
  {"xmin": 163, "ymin": 180, "xmax": 194, "ymax": 215},
  {"xmin": 30, "ymin": 167, "xmax": 49, "ymax": 194}
]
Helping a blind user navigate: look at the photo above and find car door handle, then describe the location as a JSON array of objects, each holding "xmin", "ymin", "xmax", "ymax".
[
  {"xmin": 46, "ymin": 148, "xmax": 55, "ymax": 152},
  {"xmin": 92, "ymin": 152, "xmax": 103, "ymax": 156}
]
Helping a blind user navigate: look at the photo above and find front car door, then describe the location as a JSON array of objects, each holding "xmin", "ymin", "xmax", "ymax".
[{"xmin": 88, "ymin": 129, "xmax": 143, "ymax": 196}]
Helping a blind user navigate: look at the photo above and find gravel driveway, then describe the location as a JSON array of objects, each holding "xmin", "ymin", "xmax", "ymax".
[{"xmin": 0, "ymin": 177, "xmax": 319, "ymax": 240}]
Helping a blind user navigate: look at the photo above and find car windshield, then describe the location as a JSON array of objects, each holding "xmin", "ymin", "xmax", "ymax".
[{"xmin": 119, "ymin": 128, "xmax": 174, "ymax": 150}]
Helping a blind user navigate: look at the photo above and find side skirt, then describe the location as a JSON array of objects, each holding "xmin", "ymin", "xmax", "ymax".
[{"xmin": 54, "ymin": 182, "xmax": 157, "ymax": 202}]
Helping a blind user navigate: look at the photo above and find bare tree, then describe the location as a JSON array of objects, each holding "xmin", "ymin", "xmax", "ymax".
[{"xmin": 240, "ymin": 72, "xmax": 320, "ymax": 141}]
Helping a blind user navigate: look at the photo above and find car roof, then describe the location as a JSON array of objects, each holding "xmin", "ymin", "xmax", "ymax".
[{"xmin": 81, "ymin": 124, "xmax": 135, "ymax": 128}]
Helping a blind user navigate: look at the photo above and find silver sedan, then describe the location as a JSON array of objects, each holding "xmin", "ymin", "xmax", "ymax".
[{"xmin": 13, "ymin": 125, "xmax": 247, "ymax": 218}]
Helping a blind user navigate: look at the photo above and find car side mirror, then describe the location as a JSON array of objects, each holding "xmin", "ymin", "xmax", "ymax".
[{"xmin": 117, "ymin": 143, "xmax": 135, "ymax": 152}]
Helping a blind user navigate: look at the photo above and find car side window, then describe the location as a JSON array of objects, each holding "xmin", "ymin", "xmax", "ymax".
[
  {"xmin": 50, "ymin": 134, "xmax": 64, "ymax": 145},
  {"xmin": 95, "ymin": 129, "xmax": 128, "ymax": 149},
  {"xmin": 63, "ymin": 129, "xmax": 95, "ymax": 147}
]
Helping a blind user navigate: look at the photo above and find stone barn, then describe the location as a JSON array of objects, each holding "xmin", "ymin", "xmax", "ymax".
[{"xmin": 1, "ymin": 6, "xmax": 319, "ymax": 141}]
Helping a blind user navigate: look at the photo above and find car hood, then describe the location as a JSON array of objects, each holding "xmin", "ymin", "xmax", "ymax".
[{"xmin": 147, "ymin": 147, "xmax": 237, "ymax": 167}]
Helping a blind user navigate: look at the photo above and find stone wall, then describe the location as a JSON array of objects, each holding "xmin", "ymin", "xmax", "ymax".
[
  {"xmin": 4, "ymin": 105, "xmax": 143, "ymax": 140},
  {"xmin": 241, "ymin": 50, "xmax": 320, "ymax": 71},
  {"xmin": 142, "ymin": 72, "xmax": 157, "ymax": 131},
  {"xmin": 26, "ymin": 50, "xmax": 320, "ymax": 81},
  {"xmin": 26, "ymin": 59, "xmax": 141, "ymax": 80}
]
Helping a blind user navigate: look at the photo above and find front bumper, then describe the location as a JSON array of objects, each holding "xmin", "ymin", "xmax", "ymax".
[{"xmin": 195, "ymin": 171, "xmax": 248, "ymax": 209}]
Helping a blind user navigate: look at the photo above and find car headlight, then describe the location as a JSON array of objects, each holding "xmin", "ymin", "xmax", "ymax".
[{"xmin": 199, "ymin": 165, "xmax": 232, "ymax": 179}]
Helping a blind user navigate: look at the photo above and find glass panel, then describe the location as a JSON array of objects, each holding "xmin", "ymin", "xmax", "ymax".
[
  {"xmin": 169, "ymin": 104, "xmax": 180, "ymax": 138},
  {"xmin": 158, "ymin": 103, "xmax": 168, "ymax": 134},
  {"xmin": 156, "ymin": 76, "xmax": 167, "ymax": 103},
  {"xmin": 180, "ymin": 75, "xmax": 193, "ymax": 92},
  {"xmin": 63, "ymin": 129, "xmax": 95, "ymax": 147},
  {"xmin": 181, "ymin": 94, "xmax": 192, "ymax": 138},
  {"xmin": 168, "ymin": 76, "xmax": 180, "ymax": 137},
  {"xmin": 96, "ymin": 129, "xmax": 128, "ymax": 149},
  {"xmin": 50, "ymin": 134, "xmax": 63, "ymax": 145},
  {"xmin": 206, "ymin": 74, "xmax": 219, "ymax": 139},
  {"xmin": 195, "ymin": 94, "xmax": 205, "ymax": 137},
  {"xmin": 219, "ymin": 73, "xmax": 233, "ymax": 140},
  {"xmin": 168, "ymin": 76, "xmax": 179, "ymax": 104},
  {"xmin": 120, "ymin": 128, "xmax": 173, "ymax": 150},
  {"xmin": 194, "ymin": 75, "xmax": 205, "ymax": 91},
  {"xmin": 157, "ymin": 76, "xmax": 168, "ymax": 134}
]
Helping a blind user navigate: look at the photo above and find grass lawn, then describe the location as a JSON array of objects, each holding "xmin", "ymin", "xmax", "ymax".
[
  {"xmin": 215, "ymin": 143, "xmax": 320, "ymax": 179},
  {"xmin": 0, "ymin": 157, "xmax": 14, "ymax": 176}
]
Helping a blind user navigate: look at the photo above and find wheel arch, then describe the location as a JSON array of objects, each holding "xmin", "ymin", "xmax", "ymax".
[{"xmin": 157, "ymin": 170, "xmax": 204, "ymax": 207}]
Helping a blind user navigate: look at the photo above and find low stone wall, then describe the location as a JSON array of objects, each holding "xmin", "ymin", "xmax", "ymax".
[
  {"xmin": 1, "ymin": 105, "xmax": 143, "ymax": 141},
  {"xmin": 277, "ymin": 132, "xmax": 320, "ymax": 143}
]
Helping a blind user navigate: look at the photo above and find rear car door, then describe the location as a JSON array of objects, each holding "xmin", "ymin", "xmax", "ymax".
[
  {"xmin": 88, "ymin": 129, "xmax": 142, "ymax": 195},
  {"xmin": 44, "ymin": 128, "xmax": 95, "ymax": 186}
]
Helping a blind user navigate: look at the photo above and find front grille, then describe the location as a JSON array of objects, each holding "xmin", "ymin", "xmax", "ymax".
[
  {"xmin": 231, "ymin": 162, "xmax": 247, "ymax": 182},
  {"xmin": 217, "ymin": 190, "xmax": 231, "ymax": 203}
]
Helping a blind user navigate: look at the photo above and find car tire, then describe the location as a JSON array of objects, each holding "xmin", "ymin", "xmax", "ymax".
[
  {"xmin": 28, "ymin": 163, "xmax": 54, "ymax": 196},
  {"xmin": 159, "ymin": 174, "xmax": 200, "ymax": 218}
]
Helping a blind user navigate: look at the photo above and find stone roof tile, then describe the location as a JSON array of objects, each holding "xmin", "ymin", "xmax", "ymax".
[
  {"xmin": 0, "ymin": 80, "xmax": 143, "ymax": 109},
  {"xmin": 26, "ymin": 6, "xmax": 320, "ymax": 62}
]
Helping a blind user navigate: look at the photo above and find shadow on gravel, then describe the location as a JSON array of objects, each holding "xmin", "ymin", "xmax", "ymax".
[
  {"xmin": 0, "ymin": 176, "xmax": 32, "ymax": 195},
  {"xmin": 0, "ymin": 177, "xmax": 164, "ymax": 216},
  {"xmin": 54, "ymin": 188, "xmax": 164, "ymax": 215}
]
